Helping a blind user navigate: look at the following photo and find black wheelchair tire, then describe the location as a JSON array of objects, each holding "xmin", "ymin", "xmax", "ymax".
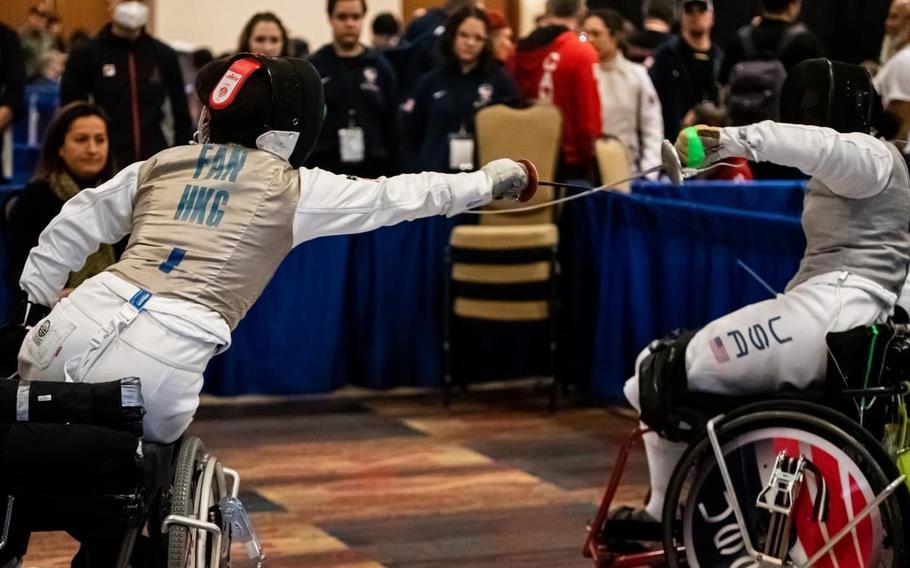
[
  {"xmin": 662, "ymin": 400, "xmax": 909, "ymax": 568},
  {"xmin": 168, "ymin": 437, "xmax": 206, "ymax": 568}
]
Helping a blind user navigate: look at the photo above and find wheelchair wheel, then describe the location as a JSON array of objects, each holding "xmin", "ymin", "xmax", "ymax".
[
  {"xmin": 662, "ymin": 400, "xmax": 909, "ymax": 568},
  {"xmin": 168, "ymin": 437, "xmax": 205, "ymax": 568}
]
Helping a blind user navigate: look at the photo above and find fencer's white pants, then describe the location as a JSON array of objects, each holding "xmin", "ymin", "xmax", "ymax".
[
  {"xmin": 17, "ymin": 273, "xmax": 230, "ymax": 444},
  {"xmin": 623, "ymin": 271, "xmax": 895, "ymax": 519}
]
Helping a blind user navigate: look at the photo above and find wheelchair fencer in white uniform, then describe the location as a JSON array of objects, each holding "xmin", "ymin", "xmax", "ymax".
[
  {"xmin": 5, "ymin": 53, "xmax": 537, "ymax": 444},
  {"xmin": 621, "ymin": 59, "xmax": 910, "ymax": 523},
  {"xmin": 0, "ymin": 53, "xmax": 537, "ymax": 567}
]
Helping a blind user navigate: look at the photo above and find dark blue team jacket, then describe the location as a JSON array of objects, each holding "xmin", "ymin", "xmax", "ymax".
[
  {"xmin": 307, "ymin": 44, "xmax": 400, "ymax": 177},
  {"xmin": 402, "ymin": 63, "xmax": 518, "ymax": 173}
]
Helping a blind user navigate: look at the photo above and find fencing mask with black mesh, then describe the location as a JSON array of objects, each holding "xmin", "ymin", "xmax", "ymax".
[
  {"xmin": 780, "ymin": 58, "xmax": 882, "ymax": 135},
  {"xmin": 197, "ymin": 53, "xmax": 325, "ymax": 168}
]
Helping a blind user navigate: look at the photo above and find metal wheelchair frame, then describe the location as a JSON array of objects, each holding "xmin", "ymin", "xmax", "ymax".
[{"xmin": 0, "ymin": 436, "xmax": 263, "ymax": 568}]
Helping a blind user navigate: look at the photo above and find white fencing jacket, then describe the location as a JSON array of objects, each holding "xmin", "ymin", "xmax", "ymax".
[{"xmin": 20, "ymin": 144, "xmax": 493, "ymax": 336}]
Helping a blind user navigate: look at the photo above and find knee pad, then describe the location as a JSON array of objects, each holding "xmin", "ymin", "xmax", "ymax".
[{"xmin": 638, "ymin": 330, "xmax": 696, "ymax": 442}]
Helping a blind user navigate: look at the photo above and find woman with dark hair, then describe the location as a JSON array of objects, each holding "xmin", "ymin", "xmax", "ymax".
[
  {"xmin": 5, "ymin": 101, "xmax": 116, "ymax": 299},
  {"xmin": 402, "ymin": 6, "xmax": 519, "ymax": 172},
  {"xmin": 237, "ymin": 11, "xmax": 289, "ymax": 57}
]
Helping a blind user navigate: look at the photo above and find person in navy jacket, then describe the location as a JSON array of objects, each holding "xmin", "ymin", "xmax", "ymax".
[
  {"xmin": 308, "ymin": 0, "xmax": 400, "ymax": 177},
  {"xmin": 402, "ymin": 6, "xmax": 518, "ymax": 173}
]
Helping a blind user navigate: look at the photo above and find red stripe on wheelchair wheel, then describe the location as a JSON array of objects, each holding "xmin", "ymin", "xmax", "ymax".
[{"xmin": 771, "ymin": 437, "xmax": 874, "ymax": 567}]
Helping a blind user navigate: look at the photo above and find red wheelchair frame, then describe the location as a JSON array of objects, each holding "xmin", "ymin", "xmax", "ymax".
[{"xmin": 583, "ymin": 426, "xmax": 672, "ymax": 567}]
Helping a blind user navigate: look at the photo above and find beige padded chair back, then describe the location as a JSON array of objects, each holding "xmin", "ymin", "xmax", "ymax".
[
  {"xmin": 475, "ymin": 104, "xmax": 562, "ymax": 226},
  {"xmin": 449, "ymin": 224, "xmax": 558, "ymax": 321},
  {"xmin": 595, "ymin": 136, "xmax": 632, "ymax": 193}
]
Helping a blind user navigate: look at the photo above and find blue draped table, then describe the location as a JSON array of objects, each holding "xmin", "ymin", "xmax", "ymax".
[
  {"xmin": 0, "ymin": 180, "xmax": 809, "ymax": 401},
  {"xmin": 204, "ymin": 217, "xmax": 458, "ymax": 395},
  {"xmin": 632, "ymin": 180, "xmax": 806, "ymax": 216}
]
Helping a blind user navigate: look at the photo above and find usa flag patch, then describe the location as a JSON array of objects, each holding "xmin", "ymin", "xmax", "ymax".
[{"xmin": 709, "ymin": 336, "xmax": 730, "ymax": 363}]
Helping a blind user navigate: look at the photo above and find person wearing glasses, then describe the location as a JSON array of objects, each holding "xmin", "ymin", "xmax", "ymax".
[{"xmin": 401, "ymin": 6, "xmax": 518, "ymax": 173}]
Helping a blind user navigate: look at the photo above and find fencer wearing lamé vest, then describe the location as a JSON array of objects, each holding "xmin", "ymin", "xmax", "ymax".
[
  {"xmin": 107, "ymin": 143, "xmax": 299, "ymax": 329},
  {"xmin": 788, "ymin": 143, "xmax": 910, "ymax": 297}
]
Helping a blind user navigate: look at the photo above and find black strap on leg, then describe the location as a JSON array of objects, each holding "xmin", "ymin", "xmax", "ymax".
[{"xmin": 638, "ymin": 329, "xmax": 697, "ymax": 442}]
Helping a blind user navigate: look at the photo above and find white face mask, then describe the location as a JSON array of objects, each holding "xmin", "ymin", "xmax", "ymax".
[{"xmin": 112, "ymin": 1, "xmax": 149, "ymax": 31}]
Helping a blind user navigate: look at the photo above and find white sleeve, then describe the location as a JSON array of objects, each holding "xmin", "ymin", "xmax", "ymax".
[
  {"xmin": 637, "ymin": 67, "xmax": 664, "ymax": 176},
  {"xmin": 292, "ymin": 168, "xmax": 492, "ymax": 245},
  {"xmin": 720, "ymin": 121, "xmax": 895, "ymax": 199},
  {"xmin": 19, "ymin": 162, "xmax": 143, "ymax": 306}
]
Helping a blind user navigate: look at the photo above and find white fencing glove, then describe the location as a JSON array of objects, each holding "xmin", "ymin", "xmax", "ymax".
[
  {"xmin": 675, "ymin": 125, "xmax": 724, "ymax": 169},
  {"xmin": 481, "ymin": 159, "xmax": 539, "ymax": 202}
]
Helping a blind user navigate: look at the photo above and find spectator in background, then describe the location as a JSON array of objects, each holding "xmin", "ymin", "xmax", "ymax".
[
  {"xmin": 19, "ymin": 7, "xmax": 53, "ymax": 78},
  {"xmin": 46, "ymin": 12, "xmax": 66, "ymax": 52},
  {"xmin": 649, "ymin": 0, "xmax": 722, "ymax": 140},
  {"xmin": 308, "ymin": 0, "xmax": 400, "ymax": 178},
  {"xmin": 5, "ymin": 102, "xmax": 117, "ymax": 301},
  {"xmin": 237, "ymin": 12, "xmax": 289, "ymax": 57},
  {"xmin": 583, "ymin": 9, "xmax": 663, "ymax": 177},
  {"xmin": 28, "ymin": 49, "xmax": 65, "ymax": 87},
  {"xmin": 880, "ymin": 0, "xmax": 910, "ymax": 65},
  {"xmin": 402, "ymin": 6, "xmax": 518, "ymax": 173},
  {"xmin": 186, "ymin": 48, "xmax": 214, "ymax": 125},
  {"xmin": 513, "ymin": 0, "xmax": 601, "ymax": 180},
  {"xmin": 61, "ymin": 0, "xmax": 192, "ymax": 170},
  {"xmin": 486, "ymin": 8, "xmax": 515, "ymax": 65},
  {"xmin": 719, "ymin": 0, "xmax": 823, "ymax": 86},
  {"xmin": 390, "ymin": 0, "xmax": 479, "ymax": 98},
  {"xmin": 627, "ymin": 0, "xmax": 675, "ymax": 68},
  {"xmin": 372, "ymin": 12, "xmax": 402, "ymax": 49},
  {"xmin": 0, "ymin": 22, "xmax": 26, "ymax": 184},
  {"xmin": 68, "ymin": 29, "xmax": 91, "ymax": 52},
  {"xmin": 289, "ymin": 37, "xmax": 311, "ymax": 57},
  {"xmin": 192, "ymin": 48, "xmax": 214, "ymax": 70},
  {"xmin": 875, "ymin": 32, "xmax": 910, "ymax": 154},
  {"xmin": 402, "ymin": 0, "xmax": 477, "ymax": 43}
]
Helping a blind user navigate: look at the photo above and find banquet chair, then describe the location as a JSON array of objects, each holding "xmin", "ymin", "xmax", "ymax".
[
  {"xmin": 594, "ymin": 136, "xmax": 632, "ymax": 192},
  {"xmin": 443, "ymin": 104, "xmax": 562, "ymax": 409}
]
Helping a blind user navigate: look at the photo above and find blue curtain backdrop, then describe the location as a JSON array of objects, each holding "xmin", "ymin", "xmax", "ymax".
[
  {"xmin": 0, "ymin": 181, "xmax": 808, "ymax": 402},
  {"xmin": 559, "ymin": 186, "xmax": 805, "ymax": 402}
]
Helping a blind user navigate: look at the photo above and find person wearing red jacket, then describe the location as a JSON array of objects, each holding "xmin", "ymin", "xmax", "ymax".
[{"xmin": 512, "ymin": 0, "xmax": 602, "ymax": 180}]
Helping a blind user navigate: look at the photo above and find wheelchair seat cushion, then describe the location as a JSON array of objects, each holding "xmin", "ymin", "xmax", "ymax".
[{"xmin": 0, "ymin": 377, "xmax": 144, "ymax": 437}]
